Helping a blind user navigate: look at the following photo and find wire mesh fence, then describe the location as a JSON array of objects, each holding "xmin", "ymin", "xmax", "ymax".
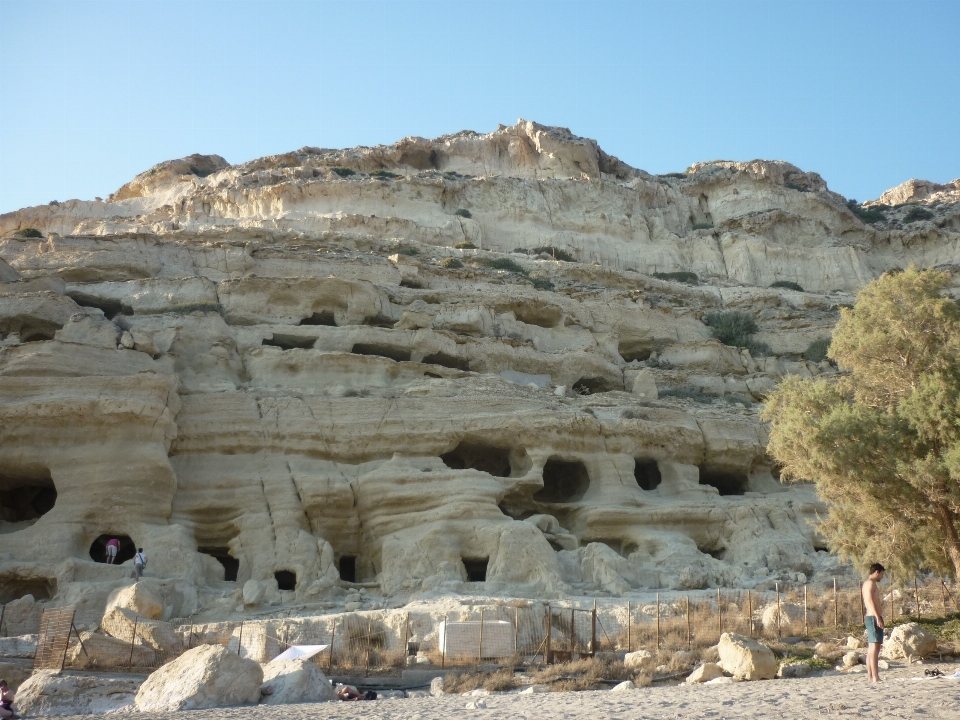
[{"xmin": 3, "ymin": 577, "xmax": 958, "ymax": 677}]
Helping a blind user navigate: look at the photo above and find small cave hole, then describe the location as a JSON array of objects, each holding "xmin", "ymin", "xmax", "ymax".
[
  {"xmin": 0, "ymin": 469, "xmax": 57, "ymax": 527},
  {"xmin": 67, "ymin": 293, "xmax": 127, "ymax": 320},
  {"xmin": 441, "ymin": 442, "xmax": 512, "ymax": 478},
  {"xmin": 634, "ymin": 459, "xmax": 662, "ymax": 491},
  {"xmin": 351, "ymin": 343, "xmax": 412, "ymax": 362},
  {"xmin": 0, "ymin": 574, "xmax": 57, "ymax": 604},
  {"xmin": 572, "ymin": 376, "xmax": 620, "ymax": 395},
  {"xmin": 698, "ymin": 544, "xmax": 726, "ymax": 560},
  {"xmin": 275, "ymin": 570, "xmax": 297, "ymax": 590},
  {"xmin": 20, "ymin": 328, "xmax": 58, "ymax": 343},
  {"xmin": 618, "ymin": 341, "xmax": 653, "ymax": 363},
  {"xmin": 339, "ymin": 556, "xmax": 357, "ymax": 583},
  {"xmin": 89, "ymin": 534, "xmax": 136, "ymax": 565},
  {"xmin": 422, "ymin": 352, "xmax": 470, "ymax": 371},
  {"xmin": 698, "ymin": 468, "xmax": 749, "ymax": 496},
  {"xmin": 198, "ymin": 546, "xmax": 239, "ymax": 581},
  {"xmin": 261, "ymin": 334, "xmax": 317, "ymax": 350},
  {"xmin": 814, "ymin": 545, "xmax": 831, "ymax": 553},
  {"xmin": 400, "ymin": 279, "xmax": 425, "ymax": 289},
  {"xmin": 502, "ymin": 304, "xmax": 563, "ymax": 328},
  {"xmin": 299, "ymin": 311, "xmax": 337, "ymax": 326},
  {"xmin": 463, "ymin": 558, "xmax": 488, "ymax": 582},
  {"xmin": 534, "ymin": 458, "xmax": 591, "ymax": 503}
]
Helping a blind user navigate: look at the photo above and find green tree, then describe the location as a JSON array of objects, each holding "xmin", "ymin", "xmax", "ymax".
[{"xmin": 763, "ymin": 267, "xmax": 960, "ymax": 579}]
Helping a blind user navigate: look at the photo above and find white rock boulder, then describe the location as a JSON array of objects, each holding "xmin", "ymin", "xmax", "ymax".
[
  {"xmin": 717, "ymin": 633, "xmax": 777, "ymax": 680},
  {"xmin": 686, "ymin": 662, "xmax": 725, "ymax": 683},
  {"xmin": 15, "ymin": 670, "xmax": 140, "ymax": 716},
  {"xmin": 104, "ymin": 581, "xmax": 164, "ymax": 620},
  {"xmin": 880, "ymin": 623, "xmax": 938, "ymax": 661},
  {"xmin": 259, "ymin": 658, "xmax": 337, "ymax": 704},
  {"xmin": 135, "ymin": 644, "xmax": 263, "ymax": 711},
  {"xmin": 623, "ymin": 649, "xmax": 656, "ymax": 673}
]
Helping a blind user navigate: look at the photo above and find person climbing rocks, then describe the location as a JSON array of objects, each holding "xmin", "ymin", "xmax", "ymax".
[
  {"xmin": 0, "ymin": 679, "xmax": 19, "ymax": 719},
  {"xmin": 105, "ymin": 537, "xmax": 120, "ymax": 564},
  {"xmin": 861, "ymin": 563, "xmax": 885, "ymax": 683},
  {"xmin": 133, "ymin": 547, "xmax": 147, "ymax": 580}
]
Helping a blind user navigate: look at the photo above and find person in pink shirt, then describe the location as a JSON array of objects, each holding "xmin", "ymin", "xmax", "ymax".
[{"xmin": 105, "ymin": 538, "xmax": 120, "ymax": 564}]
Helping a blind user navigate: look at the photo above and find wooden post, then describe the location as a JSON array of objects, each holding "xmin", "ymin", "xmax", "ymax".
[
  {"xmin": 803, "ymin": 585, "xmax": 808, "ymax": 637},
  {"xmin": 859, "ymin": 582, "xmax": 866, "ymax": 625},
  {"xmin": 236, "ymin": 621, "xmax": 244, "ymax": 657},
  {"xmin": 776, "ymin": 583, "xmax": 781, "ymax": 640},
  {"xmin": 187, "ymin": 622, "xmax": 194, "ymax": 650},
  {"xmin": 888, "ymin": 573, "xmax": 894, "ymax": 624},
  {"xmin": 656, "ymin": 594, "xmax": 661, "ymax": 650},
  {"xmin": 545, "ymin": 603, "xmax": 552, "ymax": 665},
  {"xmin": 626, "ymin": 601, "xmax": 631, "ymax": 653},
  {"xmin": 914, "ymin": 577, "xmax": 921, "ymax": 621},
  {"xmin": 717, "ymin": 588, "xmax": 722, "ymax": 639},
  {"xmin": 686, "ymin": 596, "xmax": 691, "ymax": 648},
  {"xmin": 591, "ymin": 600, "xmax": 597, "ymax": 655},
  {"xmin": 478, "ymin": 608, "xmax": 485, "ymax": 663},
  {"xmin": 747, "ymin": 590, "xmax": 753, "ymax": 636},
  {"xmin": 0, "ymin": 604, "xmax": 5, "ymax": 637},
  {"xmin": 569, "ymin": 608, "xmax": 575, "ymax": 656},
  {"xmin": 833, "ymin": 579, "xmax": 838, "ymax": 631},
  {"xmin": 365, "ymin": 616, "xmax": 372, "ymax": 672},
  {"xmin": 328, "ymin": 619, "xmax": 337, "ymax": 672},
  {"xmin": 128, "ymin": 616, "xmax": 139, "ymax": 669},
  {"xmin": 515, "ymin": 607, "xmax": 520, "ymax": 655},
  {"xmin": 441, "ymin": 616, "xmax": 446, "ymax": 669},
  {"xmin": 942, "ymin": 577, "xmax": 960, "ymax": 612}
]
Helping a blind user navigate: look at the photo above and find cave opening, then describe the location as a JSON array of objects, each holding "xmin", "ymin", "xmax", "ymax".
[
  {"xmin": 299, "ymin": 311, "xmax": 337, "ymax": 326},
  {"xmin": 501, "ymin": 303, "xmax": 563, "ymax": 328},
  {"xmin": 462, "ymin": 558, "xmax": 488, "ymax": 582},
  {"xmin": 441, "ymin": 442, "xmax": 513, "ymax": 478},
  {"xmin": 618, "ymin": 341, "xmax": 653, "ymax": 363},
  {"xmin": 698, "ymin": 467, "xmax": 749, "ymax": 496},
  {"xmin": 0, "ymin": 469, "xmax": 57, "ymax": 528},
  {"xmin": 339, "ymin": 556, "xmax": 357, "ymax": 583},
  {"xmin": 0, "ymin": 574, "xmax": 57, "ymax": 604},
  {"xmin": 67, "ymin": 293, "xmax": 127, "ymax": 320},
  {"xmin": 422, "ymin": 352, "xmax": 470, "ymax": 371},
  {"xmin": 534, "ymin": 458, "xmax": 590, "ymax": 503},
  {"xmin": 89, "ymin": 534, "xmax": 136, "ymax": 565},
  {"xmin": 261, "ymin": 334, "xmax": 317, "ymax": 350},
  {"xmin": 572, "ymin": 376, "xmax": 619, "ymax": 395},
  {"xmin": 350, "ymin": 343, "xmax": 412, "ymax": 362},
  {"xmin": 634, "ymin": 459, "xmax": 662, "ymax": 491},
  {"xmin": 275, "ymin": 570, "xmax": 297, "ymax": 591},
  {"xmin": 19, "ymin": 327, "xmax": 58, "ymax": 343},
  {"xmin": 198, "ymin": 546, "xmax": 239, "ymax": 581}
]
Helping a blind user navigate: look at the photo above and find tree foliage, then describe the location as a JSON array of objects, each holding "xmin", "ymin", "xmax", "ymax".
[{"xmin": 763, "ymin": 268, "xmax": 960, "ymax": 580}]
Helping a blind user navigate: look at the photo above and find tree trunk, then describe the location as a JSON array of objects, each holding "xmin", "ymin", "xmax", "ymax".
[{"xmin": 936, "ymin": 504, "xmax": 960, "ymax": 581}]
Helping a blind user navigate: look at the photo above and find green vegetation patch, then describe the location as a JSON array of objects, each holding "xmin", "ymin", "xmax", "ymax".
[
  {"xmin": 370, "ymin": 169, "xmax": 399, "ymax": 179},
  {"xmin": 16, "ymin": 227, "xmax": 43, "ymax": 238},
  {"xmin": 653, "ymin": 271, "xmax": 699, "ymax": 285},
  {"xmin": 903, "ymin": 206, "xmax": 934, "ymax": 223},
  {"xmin": 486, "ymin": 257, "xmax": 527, "ymax": 274},
  {"xmin": 330, "ymin": 167, "xmax": 356, "ymax": 177},
  {"xmin": 771, "ymin": 280, "xmax": 804, "ymax": 291},
  {"xmin": 660, "ymin": 386, "xmax": 715, "ymax": 404},
  {"xmin": 454, "ymin": 208, "xmax": 472, "ymax": 218},
  {"xmin": 846, "ymin": 199, "xmax": 888, "ymax": 224},
  {"xmin": 803, "ymin": 338, "xmax": 832, "ymax": 363},
  {"xmin": 531, "ymin": 246, "xmax": 575, "ymax": 262},
  {"xmin": 453, "ymin": 241, "xmax": 477, "ymax": 250},
  {"xmin": 691, "ymin": 222, "xmax": 714, "ymax": 230},
  {"xmin": 438, "ymin": 257, "xmax": 463, "ymax": 269}
]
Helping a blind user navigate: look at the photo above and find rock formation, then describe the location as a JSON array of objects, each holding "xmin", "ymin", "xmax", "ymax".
[{"xmin": 1, "ymin": 120, "xmax": 957, "ymax": 622}]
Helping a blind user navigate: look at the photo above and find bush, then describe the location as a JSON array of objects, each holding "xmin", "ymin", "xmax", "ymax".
[
  {"xmin": 803, "ymin": 337, "xmax": 831, "ymax": 363},
  {"xmin": 664, "ymin": 172, "xmax": 687, "ymax": 179},
  {"xmin": 370, "ymin": 169, "xmax": 399, "ymax": 179},
  {"xmin": 745, "ymin": 339, "xmax": 774, "ymax": 357},
  {"xmin": 903, "ymin": 206, "xmax": 934, "ymax": 223},
  {"xmin": 454, "ymin": 208, "xmax": 472, "ymax": 218},
  {"xmin": 330, "ymin": 167, "xmax": 355, "ymax": 177},
  {"xmin": 704, "ymin": 311, "xmax": 760, "ymax": 347},
  {"xmin": 16, "ymin": 227, "xmax": 43, "ymax": 238},
  {"xmin": 846, "ymin": 199, "xmax": 887, "ymax": 224},
  {"xmin": 396, "ymin": 247, "xmax": 419, "ymax": 256},
  {"xmin": 653, "ymin": 271, "xmax": 699, "ymax": 285},
  {"xmin": 531, "ymin": 246, "xmax": 575, "ymax": 262},
  {"xmin": 691, "ymin": 222, "xmax": 714, "ymax": 230},
  {"xmin": 530, "ymin": 277, "xmax": 555, "ymax": 291},
  {"xmin": 438, "ymin": 257, "xmax": 463, "ymax": 269},
  {"xmin": 771, "ymin": 280, "xmax": 804, "ymax": 291},
  {"xmin": 453, "ymin": 241, "xmax": 476, "ymax": 250},
  {"xmin": 486, "ymin": 258, "xmax": 527, "ymax": 274},
  {"xmin": 660, "ymin": 386, "xmax": 715, "ymax": 404}
]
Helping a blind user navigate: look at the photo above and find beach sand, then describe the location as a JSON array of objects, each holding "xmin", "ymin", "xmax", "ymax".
[{"xmin": 55, "ymin": 661, "xmax": 960, "ymax": 719}]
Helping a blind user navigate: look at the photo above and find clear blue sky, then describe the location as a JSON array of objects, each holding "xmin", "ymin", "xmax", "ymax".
[{"xmin": 1, "ymin": 0, "xmax": 957, "ymax": 213}]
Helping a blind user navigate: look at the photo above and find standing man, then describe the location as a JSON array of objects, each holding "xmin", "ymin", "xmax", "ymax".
[
  {"xmin": 861, "ymin": 563, "xmax": 885, "ymax": 683},
  {"xmin": 133, "ymin": 547, "xmax": 147, "ymax": 580}
]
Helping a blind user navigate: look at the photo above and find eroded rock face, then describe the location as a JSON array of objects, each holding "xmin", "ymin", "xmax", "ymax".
[{"xmin": 0, "ymin": 120, "xmax": 956, "ymax": 609}]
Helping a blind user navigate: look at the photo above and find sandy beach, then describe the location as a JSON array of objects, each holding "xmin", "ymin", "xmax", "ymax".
[{"xmin": 42, "ymin": 661, "xmax": 960, "ymax": 720}]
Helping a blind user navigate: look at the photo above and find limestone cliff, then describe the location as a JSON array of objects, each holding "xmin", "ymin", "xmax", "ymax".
[{"xmin": 1, "ymin": 120, "xmax": 957, "ymax": 619}]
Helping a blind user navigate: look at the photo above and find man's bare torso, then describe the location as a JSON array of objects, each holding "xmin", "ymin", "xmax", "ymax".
[{"xmin": 862, "ymin": 577, "xmax": 881, "ymax": 619}]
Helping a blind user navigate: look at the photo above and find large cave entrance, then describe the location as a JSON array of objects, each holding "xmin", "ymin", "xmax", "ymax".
[
  {"xmin": 572, "ymin": 376, "xmax": 620, "ymax": 395},
  {"xmin": 698, "ymin": 467, "xmax": 749, "ymax": 496},
  {"xmin": 89, "ymin": 534, "xmax": 136, "ymax": 565},
  {"xmin": 462, "ymin": 558, "xmax": 488, "ymax": 582},
  {"xmin": 0, "ymin": 469, "xmax": 57, "ymax": 530},
  {"xmin": 534, "ymin": 458, "xmax": 591, "ymax": 503},
  {"xmin": 198, "ymin": 546, "xmax": 240, "ymax": 581},
  {"xmin": 0, "ymin": 572, "xmax": 57, "ymax": 604},
  {"xmin": 634, "ymin": 459, "xmax": 662, "ymax": 491},
  {"xmin": 441, "ymin": 442, "xmax": 514, "ymax": 478}
]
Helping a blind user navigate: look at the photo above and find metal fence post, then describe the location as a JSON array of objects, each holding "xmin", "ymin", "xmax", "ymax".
[
  {"xmin": 478, "ymin": 608, "xmax": 485, "ymax": 664},
  {"xmin": 515, "ymin": 607, "xmax": 520, "ymax": 655},
  {"xmin": 747, "ymin": 590, "xmax": 753, "ymax": 636},
  {"xmin": 834, "ymin": 579, "xmax": 839, "ymax": 631},
  {"xmin": 914, "ymin": 577, "xmax": 921, "ymax": 621},
  {"xmin": 591, "ymin": 600, "xmax": 597, "ymax": 655},
  {"xmin": 626, "ymin": 601, "xmax": 631, "ymax": 653},
  {"xmin": 656, "ymin": 593, "xmax": 661, "ymax": 651},
  {"xmin": 568, "ymin": 608, "xmax": 575, "ymax": 656},
  {"xmin": 236, "ymin": 621, "xmax": 244, "ymax": 657},
  {"xmin": 717, "ymin": 588, "xmax": 722, "ymax": 639},
  {"xmin": 128, "ymin": 616, "xmax": 139, "ymax": 669},
  {"xmin": 0, "ymin": 604, "xmax": 5, "ymax": 637},
  {"xmin": 441, "ymin": 614, "xmax": 446, "ymax": 668},
  {"xmin": 328, "ymin": 618, "xmax": 337, "ymax": 672},
  {"xmin": 545, "ymin": 603, "xmax": 552, "ymax": 664},
  {"xmin": 776, "ymin": 583, "xmax": 781, "ymax": 640},
  {"xmin": 686, "ymin": 596, "xmax": 691, "ymax": 648},
  {"xmin": 888, "ymin": 573, "xmax": 894, "ymax": 623},
  {"xmin": 803, "ymin": 585, "xmax": 808, "ymax": 637}
]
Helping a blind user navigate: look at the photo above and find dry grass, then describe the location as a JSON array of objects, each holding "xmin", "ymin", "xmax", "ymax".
[
  {"xmin": 442, "ymin": 668, "xmax": 519, "ymax": 693},
  {"xmin": 531, "ymin": 657, "xmax": 634, "ymax": 692}
]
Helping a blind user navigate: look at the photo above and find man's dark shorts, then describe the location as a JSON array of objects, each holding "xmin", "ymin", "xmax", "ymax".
[{"xmin": 865, "ymin": 615, "xmax": 884, "ymax": 644}]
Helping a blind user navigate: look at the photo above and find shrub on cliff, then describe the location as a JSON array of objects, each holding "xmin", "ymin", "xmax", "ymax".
[
  {"xmin": 763, "ymin": 267, "xmax": 960, "ymax": 580},
  {"xmin": 653, "ymin": 271, "xmax": 699, "ymax": 285},
  {"xmin": 454, "ymin": 208, "xmax": 472, "ymax": 218},
  {"xmin": 330, "ymin": 167, "xmax": 355, "ymax": 177},
  {"xmin": 16, "ymin": 227, "xmax": 43, "ymax": 238},
  {"xmin": 846, "ymin": 199, "xmax": 887, "ymax": 224},
  {"xmin": 438, "ymin": 257, "xmax": 463, "ymax": 269},
  {"xmin": 771, "ymin": 280, "xmax": 804, "ymax": 292},
  {"xmin": 903, "ymin": 206, "xmax": 934, "ymax": 223},
  {"xmin": 704, "ymin": 310, "xmax": 772, "ymax": 357},
  {"xmin": 453, "ymin": 241, "xmax": 476, "ymax": 250},
  {"xmin": 803, "ymin": 338, "xmax": 831, "ymax": 363}
]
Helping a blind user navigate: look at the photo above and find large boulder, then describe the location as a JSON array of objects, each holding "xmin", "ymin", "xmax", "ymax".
[
  {"xmin": 135, "ymin": 644, "xmax": 263, "ymax": 712},
  {"xmin": 760, "ymin": 602, "xmax": 818, "ymax": 633},
  {"xmin": 0, "ymin": 595, "xmax": 41, "ymax": 635},
  {"xmin": 104, "ymin": 581, "xmax": 164, "ymax": 620},
  {"xmin": 65, "ymin": 630, "xmax": 137, "ymax": 669},
  {"xmin": 15, "ymin": 670, "xmax": 139, "ymax": 716},
  {"xmin": 880, "ymin": 623, "xmax": 938, "ymax": 661},
  {"xmin": 717, "ymin": 633, "xmax": 777, "ymax": 680},
  {"xmin": 686, "ymin": 662, "xmax": 725, "ymax": 683},
  {"xmin": 259, "ymin": 658, "xmax": 338, "ymax": 704},
  {"xmin": 101, "ymin": 607, "xmax": 181, "ymax": 653},
  {"xmin": 623, "ymin": 649, "xmax": 656, "ymax": 673}
]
